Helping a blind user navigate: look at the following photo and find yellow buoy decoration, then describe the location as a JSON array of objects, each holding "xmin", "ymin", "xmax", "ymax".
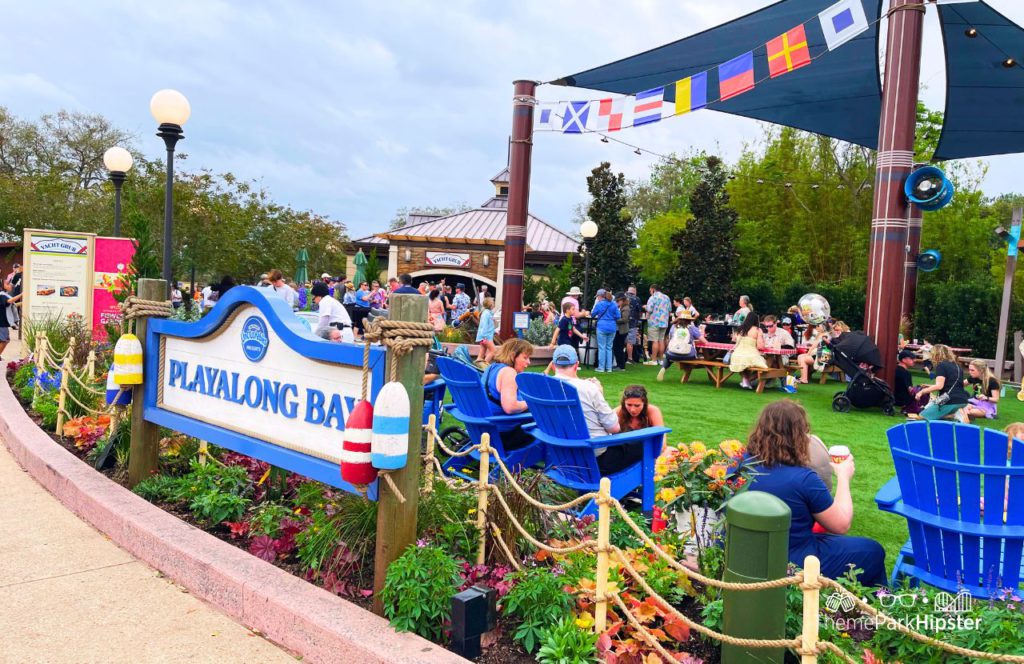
[{"xmin": 113, "ymin": 333, "xmax": 143, "ymax": 385}]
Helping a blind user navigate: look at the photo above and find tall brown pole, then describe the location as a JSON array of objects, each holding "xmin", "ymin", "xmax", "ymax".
[
  {"xmin": 865, "ymin": 0, "xmax": 925, "ymax": 389},
  {"xmin": 901, "ymin": 203, "xmax": 923, "ymax": 324},
  {"xmin": 500, "ymin": 80, "xmax": 536, "ymax": 339}
]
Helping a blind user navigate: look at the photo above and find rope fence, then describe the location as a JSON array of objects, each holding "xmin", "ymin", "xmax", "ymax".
[{"xmin": 421, "ymin": 419, "xmax": 1024, "ymax": 664}]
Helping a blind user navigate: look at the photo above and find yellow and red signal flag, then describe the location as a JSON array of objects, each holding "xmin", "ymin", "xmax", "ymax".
[{"xmin": 767, "ymin": 25, "xmax": 811, "ymax": 78}]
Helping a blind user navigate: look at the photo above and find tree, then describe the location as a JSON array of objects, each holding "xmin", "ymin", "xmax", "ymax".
[
  {"xmin": 572, "ymin": 162, "xmax": 635, "ymax": 294},
  {"xmin": 388, "ymin": 203, "xmax": 471, "ymax": 230},
  {"xmin": 364, "ymin": 247, "xmax": 384, "ymax": 284},
  {"xmin": 625, "ymin": 152, "xmax": 705, "ymax": 224},
  {"xmin": 632, "ymin": 210, "xmax": 690, "ymax": 286},
  {"xmin": 665, "ymin": 156, "xmax": 738, "ymax": 312}
]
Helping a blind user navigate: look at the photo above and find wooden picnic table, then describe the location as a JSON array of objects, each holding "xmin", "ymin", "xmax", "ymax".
[
  {"xmin": 695, "ymin": 340, "xmax": 799, "ymax": 356},
  {"xmin": 904, "ymin": 343, "xmax": 972, "ymax": 355},
  {"xmin": 677, "ymin": 341, "xmax": 794, "ymax": 391}
]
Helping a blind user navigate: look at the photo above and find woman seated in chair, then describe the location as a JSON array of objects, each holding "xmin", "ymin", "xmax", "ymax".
[
  {"xmin": 795, "ymin": 323, "xmax": 827, "ymax": 384},
  {"xmin": 746, "ymin": 400, "xmax": 887, "ymax": 587},
  {"xmin": 481, "ymin": 339, "xmax": 534, "ymax": 450},
  {"xmin": 614, "ymin": 385, "xmax": 666, "ymax": 454}
]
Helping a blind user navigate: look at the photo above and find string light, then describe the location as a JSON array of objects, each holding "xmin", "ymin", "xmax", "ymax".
[
  {"xmin": 1003, "ymin": 57, "xmax": 1016, "ymax": 68},
  {"xmin": 965, "ymin": 27, "xmax": 978, "ymax": 38},
  {"xmin": 601, "ymin": 136, "xmax": 609, "ymax": 143}
]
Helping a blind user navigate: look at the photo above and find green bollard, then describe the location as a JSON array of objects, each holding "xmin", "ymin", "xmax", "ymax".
[{"xmin": 721, "ymin": 491, "xmax": 792, "ymax": 664}]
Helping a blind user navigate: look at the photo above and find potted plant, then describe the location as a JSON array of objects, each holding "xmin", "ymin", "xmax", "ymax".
[{"xmin": 654, "ymin": 440, "xmax": 759, "ymax": 555}]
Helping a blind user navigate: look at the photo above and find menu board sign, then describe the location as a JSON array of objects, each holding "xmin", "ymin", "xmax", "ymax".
[{"xmin": 23, "ymin": 229, "xmax": 95, "ymax": 324}]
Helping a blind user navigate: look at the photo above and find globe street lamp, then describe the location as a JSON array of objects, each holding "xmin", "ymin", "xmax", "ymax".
[
  {"xmin": 150, "ymin": 89, "xmax": 191, "ymax": 291},
  {"xmin": 580, "ymin": 219, "xmax": 598, "ymax": 308},
  {"xmin": 102, "ymin": 147, "xmax": 133, "ymax": 236}
]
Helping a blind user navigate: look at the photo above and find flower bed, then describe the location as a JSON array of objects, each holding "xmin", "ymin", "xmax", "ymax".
[{"xmin": 10, "ymin": 336, "xmax": 1024, "ymax": 663}]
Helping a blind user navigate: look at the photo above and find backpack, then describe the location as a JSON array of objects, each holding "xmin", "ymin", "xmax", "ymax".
[{"xmin": 667, "ymin": 325, "xmax": 693, "ymax": 356}]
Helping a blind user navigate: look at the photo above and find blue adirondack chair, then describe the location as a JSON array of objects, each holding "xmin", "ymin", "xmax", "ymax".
[
  {"xmin": 875, "ymin": 420, "xmax": 1024, "ymax": 597},
  {"xmin": 434, "ymin": 357, "xmax": 544, "ymax": 479},
  {"xmin": 515, "ymin": 373, "xmax": 670, "ymax": 515},
  {"xmin": 422, "ymin": 378, "xmax": 446, "ymax": 426}
]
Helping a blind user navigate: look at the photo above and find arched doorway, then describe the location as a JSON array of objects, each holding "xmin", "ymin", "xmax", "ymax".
[{"xmin": 409, "ymin": 270, "xmax": 497, "ymax": 300}]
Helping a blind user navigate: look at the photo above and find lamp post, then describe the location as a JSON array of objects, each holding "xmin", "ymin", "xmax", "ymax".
[
  {"xmin": 580, "ymin": 219, "xmax": 598, "ymax": 308},
  {"xmin": 150, "ymin": 89, "xmax": 191, "ymax": 292},
  {"xmin": 102, "ymin": 147, "xmax": 133, "ymax": 236}
]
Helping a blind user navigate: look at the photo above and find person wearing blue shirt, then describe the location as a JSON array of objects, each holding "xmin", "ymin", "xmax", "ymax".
[
  {"xmin": 590, "ymin": 289, "xmax": 620, "ymax": 373},
  {"xmin": 476, "ymin": 296, "xmax": 497, "ymax": 364},
  {"xmin": 746, "ymin": 400, "xmax": 887, "ymax": 587},
  {"xmin": 392, "ymin": 273, "xmax": 420, "ymax": 295}
]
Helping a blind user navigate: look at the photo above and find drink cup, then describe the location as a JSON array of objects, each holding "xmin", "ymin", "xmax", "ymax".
[{"xmin": 829, "ymin": 445, "xmax": 851, "ymax": 464}]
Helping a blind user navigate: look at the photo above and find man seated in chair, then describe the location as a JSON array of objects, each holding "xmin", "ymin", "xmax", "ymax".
[{"xmin": 552, "ymin": 344, "xmax": 648, "ymax": 476}]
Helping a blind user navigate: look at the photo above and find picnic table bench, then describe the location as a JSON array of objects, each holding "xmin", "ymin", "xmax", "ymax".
[{"xmin": 669, "ymin": 341, "xmax": 796, "ymax": 393}]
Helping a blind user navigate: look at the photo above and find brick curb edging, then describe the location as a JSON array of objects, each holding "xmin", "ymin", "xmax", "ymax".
[{"xmin": 0, "ymin": 369, "xmax": 467, "ymax": 664}]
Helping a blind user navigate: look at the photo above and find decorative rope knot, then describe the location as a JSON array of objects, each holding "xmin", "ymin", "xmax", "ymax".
[
  {"xmin": 798, "ymin": 575, "xmax": 822, "ymax": 592},
  {"xmin": 360, "ymin": 318, "xmax": 435, "ymax": 396},
  {"xmin": 119, "ymin": 295, "xmax": 174, "ymax": 321}
]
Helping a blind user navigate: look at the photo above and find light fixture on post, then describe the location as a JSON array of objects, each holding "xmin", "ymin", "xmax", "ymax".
[
  {"xmin": 150, "ymin": 89, "xmax": 191, "ymax": 292},
  {"xmin": 102, "ymin": 147, "xmax": 133, "ymax": 236},
  {"xmin": 403, "ymin": 248, "xmax": 412, "ymax": 262},
  {"xmin": 580, "ymin": 218, "xmax": 598, "ymax": 307}
]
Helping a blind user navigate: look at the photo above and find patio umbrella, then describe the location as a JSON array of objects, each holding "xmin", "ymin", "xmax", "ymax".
[
  {"xmin": 295, "ymin": 248, "xmax": 309, "ymax": 285},
  {"xmin": 352, "ymin": 249, "xmax": 367, "ymax": 286}
]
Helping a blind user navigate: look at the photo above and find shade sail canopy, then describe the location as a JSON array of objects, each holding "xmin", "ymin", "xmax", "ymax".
[
  {"xmin": 552, "ymin": 0, "xmax": 883, "ymax": 148},
  {"xmin": 936, "ymin": 1, "xmax": 1024, "ymax": 160}
]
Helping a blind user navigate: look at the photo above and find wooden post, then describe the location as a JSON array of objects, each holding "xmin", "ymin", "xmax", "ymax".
[
  {"xmin": 995, "ymin": 208, "xmax": 1023, "ymax": 382},
  {"xmin": 34, "ymin": 333, "xmax": 45, "ymax": 400},
  {"xmin": 594, "ymin": 477, "xmax": 611, "ymax": 633},
  {"xmin": 198, "ymin": 439, "xmax": 208, "ymax": 467},
  {"xmin": 56, "ymin": 357, "xmax": 70, "ymax": 436},
  {"xmin": 127, "ymin": 278, "xmax": 166, "ymax": 488},
  {"xmin": 475, "ymin": 433, "xmax": 491, "ymax": 565},
  {"xmin": 86, "ymin": 350, "xmax": 96, "ymax": 381},
  {"xmin": 371, "ymin": 293, "xmax": 427, "ymax": 615},
  {"xmin": 1014, "ymin": 331, "xmax": 1023, "ymax": 384},
  {"xmin": 423, "ymin": 413, "xmax": 436, "ymax": 494},
  {"xmin": 67, "ymin": 337, "xmax": 76, "ymax": 368},
  {"xmin": 801, "ymin": 556, "xmax": 821, "ymax": 664}
]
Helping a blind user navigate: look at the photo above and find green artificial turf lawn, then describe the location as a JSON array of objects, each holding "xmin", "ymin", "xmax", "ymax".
[{"xmin": 528, "ymin": 362, "xmax": 1024, "ymax": 567}]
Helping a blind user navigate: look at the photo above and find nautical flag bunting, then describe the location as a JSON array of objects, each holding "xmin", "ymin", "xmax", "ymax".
[
  {"xmin": 596, "ymin": 98, "xmax": 626, "ymax": 132},
  {"xmin": 767, "ymin": 25, "xmax": 811, "ymax": 78},
  {"xmin": 818, "ymin": 0, "xmax": 869, "ymax": 51},
  {"xmin": 535, "ymin": 103, "xmax": 560, "ymax": 131},
  {"xmin": 561, "ymin": 101, "xmax": 591, "ymax": 133},
  {"xmin": 719, "ymin": 51, "xmax": 755, "ymax": 101},
  {"xmin": 674, "ymin": 72, "xmax": 708, "ymax": 115},
  {"xmin": 633, "ymin": 87, "xmax": 664, "ymax": 126}
]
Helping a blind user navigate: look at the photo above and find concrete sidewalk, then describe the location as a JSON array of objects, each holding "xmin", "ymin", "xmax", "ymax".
[{"xmin": 0, "ymin": 338, "xmax": 296, "ymax": 663}]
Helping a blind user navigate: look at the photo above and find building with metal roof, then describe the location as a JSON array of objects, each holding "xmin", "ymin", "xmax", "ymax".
[{"xmin": 348, "ymin": 167, "xmax": 579, "ymax": 307}]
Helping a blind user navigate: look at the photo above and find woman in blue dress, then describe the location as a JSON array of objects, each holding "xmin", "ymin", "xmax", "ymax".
[{"xmin": 746, "ymin": 400, "xmax": 887, "ymax": 586}]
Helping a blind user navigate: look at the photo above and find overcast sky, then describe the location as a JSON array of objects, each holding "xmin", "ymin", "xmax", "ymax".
[{"xmin": 2, "ymin": 0, "xmax": 1023, "ymax": 239}]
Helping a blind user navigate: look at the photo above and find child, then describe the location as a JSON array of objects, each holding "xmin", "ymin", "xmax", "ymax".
[
  {"xmin": 965, "ymin": 359, "xmax": 1001, "ymax": 421},
  {"xmin": 545, "ymin": 301, "xmax": 587, "ymax": 375}
]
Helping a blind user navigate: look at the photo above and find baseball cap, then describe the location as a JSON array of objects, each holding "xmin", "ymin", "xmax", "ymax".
[
  {"xmin": 552, "ymin": 345, "xmax": 579, "ymax": 366},
  {"xmin": 456, "ymin": 282, "xmax": 466, "ymax": 289},
  {"xmin": 781, "ymin": 316, "xmax": 792, "ymax": 325},
  {"xmin": 898, "ymin": 350, "xmax": 916, "ymax": 361},
  {"xmin": 320, "ymin": 273, "xmax": 331, "ymax": 279},
  {"xmin": 596, "ymin": 288, "xmax": 607, "ymax": 297}
]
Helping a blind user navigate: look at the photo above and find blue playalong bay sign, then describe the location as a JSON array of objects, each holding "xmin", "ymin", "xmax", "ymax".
[{"xmin": 143, "ymin": 287, "xmax": 386, "ymax": 497}]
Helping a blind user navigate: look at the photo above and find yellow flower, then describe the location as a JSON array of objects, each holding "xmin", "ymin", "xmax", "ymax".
[
  {"xmin": 690, "ymin": 441, "xmax": 707, "ymax": 455},
  {"xmin": 658, "ymin": 488, "xmax": 678, "ymax": 503},
  {"xmin": 677, "ymin": 443, "xmax": 689, "ymax": 454},
  {"xmin": 575, "ymin": 611, "xmax": 595, "ymax": 629},
  {"xmin": 654, "ymin": 474, "xmax": 664, "ymax": 482}
]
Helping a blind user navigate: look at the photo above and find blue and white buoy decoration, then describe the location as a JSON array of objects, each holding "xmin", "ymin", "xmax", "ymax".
[
  {"xmin": 112, "ymin": 333, "xmax": 143, "ymax": 385},
  {"xmin": 371, "ymin": 382, "xmax": 410, "ymax": 470},
  {"xmin": 105, "ymin": 364, "xmax": 132, "ymax": 405}
]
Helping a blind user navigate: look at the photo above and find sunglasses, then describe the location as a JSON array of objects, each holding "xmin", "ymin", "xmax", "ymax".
[{"xmin": 623, "ymin": 388, "xmax": 646, "ymax": 399}]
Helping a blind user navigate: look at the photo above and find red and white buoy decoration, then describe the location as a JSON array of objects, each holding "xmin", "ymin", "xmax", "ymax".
[{"xmin": 340, "ymin": 400, "xmax": 377, "ymax": 485}]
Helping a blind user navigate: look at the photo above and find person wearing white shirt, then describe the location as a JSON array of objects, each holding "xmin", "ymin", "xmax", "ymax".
[
  {"xmin": 257, "ymin": 269, "xmax": 298, "ymax": 309},
  {"xmin": 549, "ymin": 345, "xmax": 648, "ymax": 477},
  {"xmin": 310, "ymin": 282, "xmax": 354, "ymax": 342}
]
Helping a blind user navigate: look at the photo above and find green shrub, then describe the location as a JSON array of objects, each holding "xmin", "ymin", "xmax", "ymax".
[
  {"xmin": 417, "ymin": 481, "xmax": 476, "ymax": 561},
  {"xmin": 524, "ymin": 317, "xmax": 555, "ymax": 347},
  {"xmin": 249, "ymin": 503, "xmax": 295, "ymax": 538},
  {"xmin": 33, "ymin": 392, "xmax": 59, "ymax": 430},
  {"xmin": 296, "ymin": 494, "xmax": 377, "ymax": 572},
  {"xmin": 13, "ymin": 363, "xmax": 34, "ymax": 390},
  {"xmin": 536, "ymin": 617, "xmax": 598, "ymax": 664},
  {"xmin": 381, "ymin": 544, "xmax": 461, "ymax": 643},
  {"xmin": 131, "ymin": 459, "xmax": 251, "ymax": 525},
  {"xmin": 501, "ymin": 565, "xmax": 576, "ymax": 653}
]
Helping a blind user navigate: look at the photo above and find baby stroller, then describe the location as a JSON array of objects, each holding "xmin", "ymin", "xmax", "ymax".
[{"xmin": 828, "ymin": 331, "xmax": 897, "ymax": 416}]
